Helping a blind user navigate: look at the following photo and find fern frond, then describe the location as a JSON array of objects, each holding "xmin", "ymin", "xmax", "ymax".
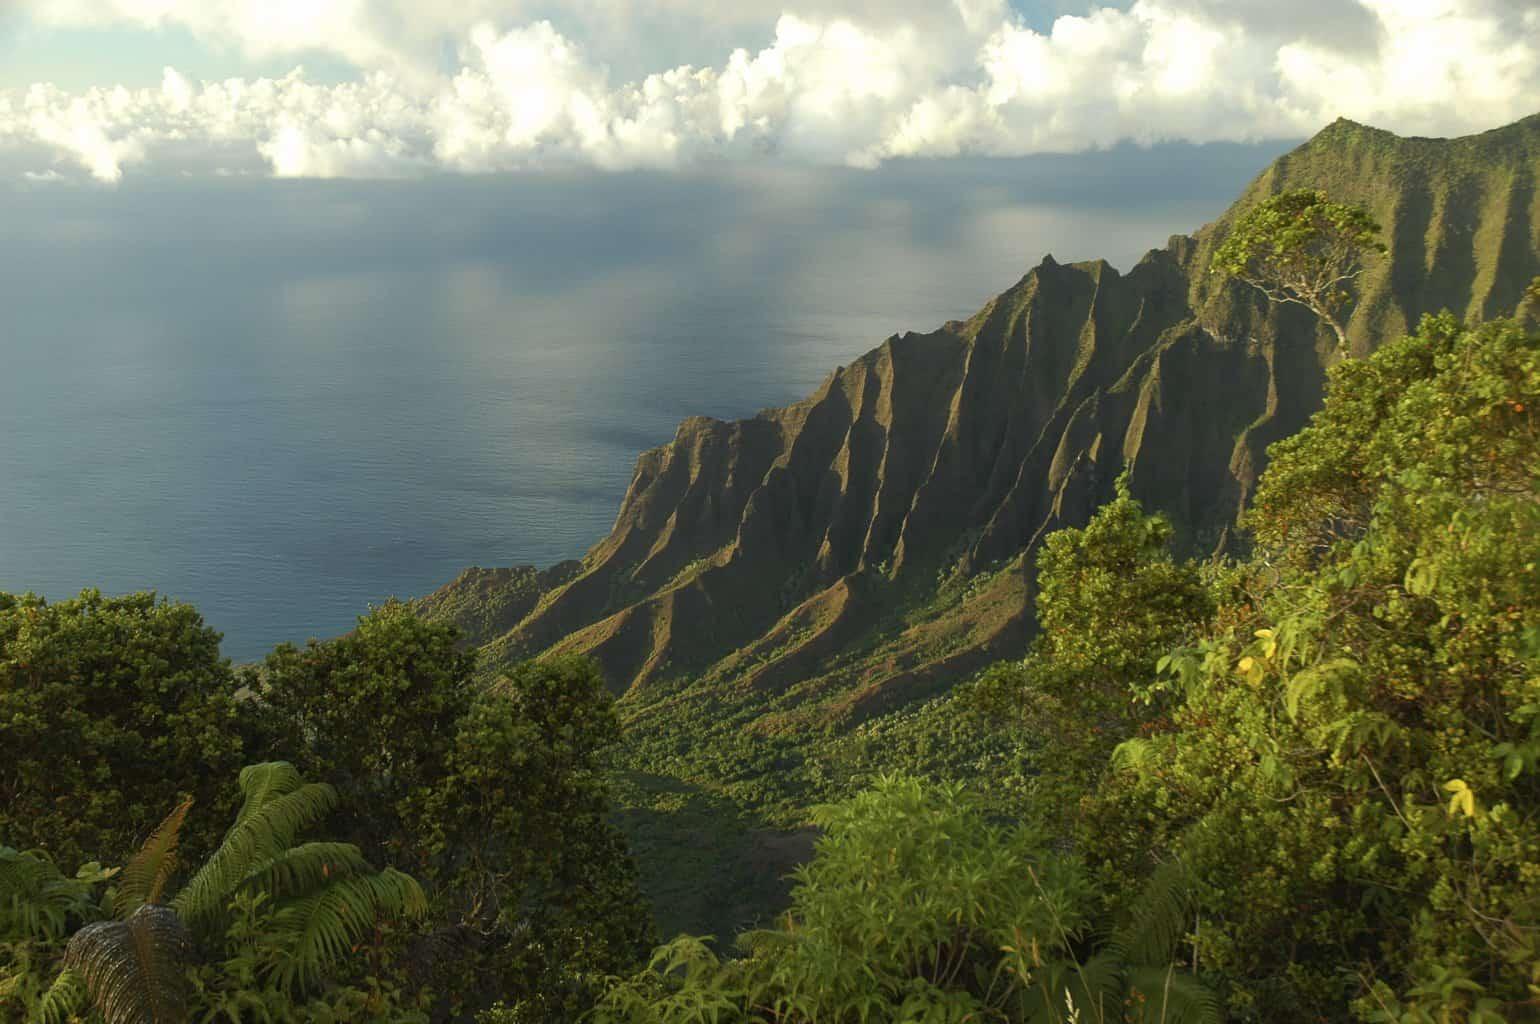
[
  {"xmin": 1284, "ymin": 657, "xmax": 1360, "ymax": 721},
  {"xmin": 65, "ymin": 903, "xmax": 193, "ymax": 1024},
  {"xmin": 1111, "ymin": 738, "xmax": 1160, "ymax": 774},
  {"xmin": 233, "ymin": 763, "xmax": 307, "ymax": 827},
  {"xmin": 238, "ymin": 843, "xmax": 373, "ymax": 901},
  {"xmin": 1065, "ymin": 952, "xmax": 1126, "ymax": 1023},
  {"xmin": 117, "ymin": 798, "xmax": 193, "ymax": 919},
  {"xmin": 0, "ymin": 847, "xmax": 98, "ymax": 943},
  {"xmin": 1109, "ymin": 861, "xmax": 1194, "ymax": 968},
  {"xmin": 1124, "ymin": 965, "xmax": 1221, "ymax": 1024},
  {"xmin": 33, "ymin": 967, "xmax": 88, "ymax": 1024},
  {"xmin": 1318, "ymin": 710, "xmax": 1404, "ymax": 757},
  {"xmin": 263, "ymin": 868, "xmax": 427, "ymax": 994},
  {"xmin": 173, "ymin": 774, "xmax": 337, "ymax": 930}
]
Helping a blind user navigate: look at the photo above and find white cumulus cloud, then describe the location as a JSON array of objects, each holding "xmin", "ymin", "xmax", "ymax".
[{"xmin": 1, "ymin": 0, "xmax": 1535, "ymax": 181}]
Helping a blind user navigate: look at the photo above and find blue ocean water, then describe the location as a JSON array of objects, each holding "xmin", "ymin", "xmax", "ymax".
[{"xmin": 0, "ymin": 144, "xmax": 1291, "ymax": 661}]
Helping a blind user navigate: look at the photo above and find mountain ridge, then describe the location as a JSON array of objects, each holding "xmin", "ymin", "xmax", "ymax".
[{"xmin": 419, "ymin": 112, "xmax": 1540, "ymax": 737}]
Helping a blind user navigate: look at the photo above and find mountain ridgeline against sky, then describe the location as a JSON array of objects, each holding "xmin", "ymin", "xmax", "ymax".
[{"xmin": 420, "ymin": 114, "xmax": 1540, "ymax": 731}]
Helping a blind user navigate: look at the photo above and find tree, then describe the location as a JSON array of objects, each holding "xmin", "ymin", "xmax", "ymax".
[
  {"xmin": 1210, "ymin": 188, "xmax": 1387, "ymax": 351},
  {"xmin": 0, "ymin": 590, "xmax": 248, "ymax": 869},
  {"xmin": 250, "ymin": 607, "xmax": 653, "ymax": 1021},
  {"xmin": 412, "ymin": 657, "xmax": 656, "ymax": 1022},
  {"xmin": 972, "ymin": 475, "xmax": 1212, "ymax": 827},
  {"xmin": 247, "ymin": 600, "xmax": 476, "ymax": 867}
]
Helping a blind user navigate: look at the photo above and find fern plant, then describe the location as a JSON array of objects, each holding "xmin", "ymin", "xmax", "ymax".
[
  {"xmin": 36, "ymin": 761, "xmax": 428, "ymax": 1024},
  {"xmin": 1, "ymin": 846, "xmax": 112, "ymax": 1022},
  {"xmin": 1020, "ymin": 860, "xmax": 1220, "ymax": 1024},
  {"xmin": 66, "ymin": 903, "xmax": 195, "ymax": 1024},
  {"xmin": 1, "ymin": 846, "xmax": 112, "ymax": 944}
]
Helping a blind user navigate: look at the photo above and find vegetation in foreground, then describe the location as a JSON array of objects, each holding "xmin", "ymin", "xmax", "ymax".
[
  {"xmin": 2, "ymin": 601, "xmax": 654, "ymax": 1023},
  {"xmin": 4, "ymin": 287, "xmax": 1539, "ymax": 1020}
]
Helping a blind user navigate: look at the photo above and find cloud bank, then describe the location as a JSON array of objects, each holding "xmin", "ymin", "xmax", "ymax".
[{"xmin": 3, "ymin": 0, "xmax": 1537, "ymax": 181}]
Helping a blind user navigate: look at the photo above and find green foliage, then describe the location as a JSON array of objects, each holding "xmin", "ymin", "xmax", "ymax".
[
  {"xmin": 419, "ymin": 658, "xmax": 654, "ymax": 1022},
  {"xmin": 591, "ymin": 778, "xmax": 1216, "ymax": 1024},
  {"xmin": 116, "ymin": 798, "xmax": 192, "ymax": 918},
  {"xmin": 31, "ymin": 968, "xmax": 88, "ymax": 1024},
  {"xmin": 173, "ymin": 762, "xmax": 344, "ymax": 933},
  {"xmin": 0, "ymin": 590, "xmax": 247, "ymax": 869},
  {"xmin": 1, "ymin": 594, "xmax": 654, "ymax": 1022},
  {"xmin": 5, "ymin": 762, "xmax": 429, "ymax": 1024},
  {"xmin": 973, "ymin": 476, "xmax": 1212, "ymax": 828},
  {"xmin": 0, "ymin": 848, "xmax": 109, "ymax": 1022},
  {"xmin": 1210, "ymin": 188, "xmax": 1387, "ymax": 349},
  {"xmin": 1243, "ymin": 314, "xmax": 1457, "ymax": 555},
  {"xmin": 1075, "ymin": 312, "xmax": 1540, "ymax": 1020},
  {"xmin": 0, "ymin": 848, "xmax": 109, "ymax": 945},
  {"xmin": 762, "ymin": 777, "xmax": 1087, "ymax": 1019},
  {"xmin": 250, "ymin": 600, "xmax": 476, "ymax": 867},
  {"xmin": 421, "ymin": 656, "xmax": 623, "ymax": 891},
  {"xmin": 253, "ymin": 610, "xmax": 652, "ymax": 1021},
  {"xmin": 166, "ymin": 760, "xmax": 431, "ymax": 1003}
]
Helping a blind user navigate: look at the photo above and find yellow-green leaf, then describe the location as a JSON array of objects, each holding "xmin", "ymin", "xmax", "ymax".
[{"xmin": 1443, "ymin": 779, "xmax": 1476, "ymax": 818}]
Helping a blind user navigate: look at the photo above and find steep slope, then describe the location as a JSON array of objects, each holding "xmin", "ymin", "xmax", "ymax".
[{"xmin": 423, "ymin": 114, "xmax": 1540, "ymax": 740}]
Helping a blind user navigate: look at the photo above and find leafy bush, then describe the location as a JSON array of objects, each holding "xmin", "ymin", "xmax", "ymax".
[
  {"xmin": 1079, "ymin": 313, "xmax": 1540, "ymax": 1020},
  {"xmin": 973, "ymin": 477, "xmax": 1213, "ymax": 831},
  {"xmin": 0, "ymin": 590, "xmax": 248, "ymax": 870},
  {"xmin": 591, "ymin": 777, "xmax": 1217, "ymax": 1024}
]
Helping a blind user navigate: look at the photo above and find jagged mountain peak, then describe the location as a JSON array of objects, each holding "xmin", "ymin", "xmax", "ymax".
[{"xmin": 420, "ymin": 113, "xmax": 1540, "ymax": 732}]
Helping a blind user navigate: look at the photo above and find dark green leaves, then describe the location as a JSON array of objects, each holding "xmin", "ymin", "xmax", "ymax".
[
  {"xmin": 0, "ymin": 590, "xmax": 246, "ymax": 871},
  {"xmin": 0, "ymin": 847, "xmax": 108, "ymax": 944},
  {"xmin": 172, "ymin": 762, "xmax": 341, "ymax": 932}
]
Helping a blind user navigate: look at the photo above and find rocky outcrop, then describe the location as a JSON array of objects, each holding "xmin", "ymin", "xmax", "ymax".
[{"xmin": 426, "ymin": 114, "xmax": 1540, "ymax": 726}]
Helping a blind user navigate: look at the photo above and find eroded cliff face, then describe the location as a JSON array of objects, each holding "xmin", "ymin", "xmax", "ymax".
[{"xmin": 421, "ymin": 114, "xmax": 1540, "ymax": 728}]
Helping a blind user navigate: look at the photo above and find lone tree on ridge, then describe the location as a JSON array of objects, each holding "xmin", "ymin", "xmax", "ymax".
[{"xmin": 1211, "ymin": 187, "xmax": 1387, "ymax": 352}]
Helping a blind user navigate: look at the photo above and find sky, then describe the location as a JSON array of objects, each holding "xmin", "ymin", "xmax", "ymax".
[{"xmin": 1, "ymin": 0, "xmax": 1536, "ymax": 183}]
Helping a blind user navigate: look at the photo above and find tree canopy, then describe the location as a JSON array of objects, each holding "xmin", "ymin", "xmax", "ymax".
[
  {"xmin": 972, "ymin": 476, "xmax": 1212, "ymax": 827},
  {"xmin": 0, "ymin": 597, "xmax": 654, "ymax": 1022},
  {"xmin": 248, "ymin": 605, "xmax": 653, "ymax": 1021},
  {"xmin": 0, "ymin": 590, "xmax": 248, "ymax": 869},
  {"xmin": 1211, "ymin": 188, "xmax": 1387, "ymax": 350}
]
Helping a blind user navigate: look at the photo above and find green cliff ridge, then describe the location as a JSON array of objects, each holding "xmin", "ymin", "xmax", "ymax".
[{"xmin": 419, "ymin": 112, "xmax": 1540, "ymax": 814}]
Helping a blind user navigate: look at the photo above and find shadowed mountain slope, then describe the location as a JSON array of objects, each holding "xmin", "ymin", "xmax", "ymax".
[{"xmin": 420, "ymin": 114, "xmax": 1540, "ymax": 736}]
